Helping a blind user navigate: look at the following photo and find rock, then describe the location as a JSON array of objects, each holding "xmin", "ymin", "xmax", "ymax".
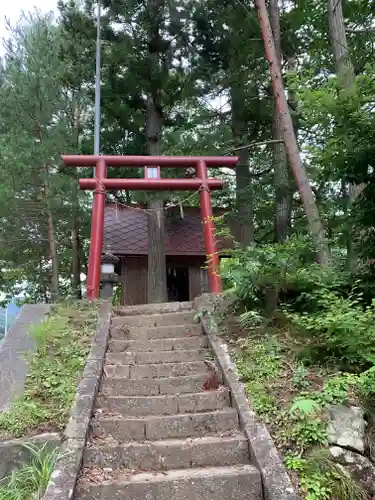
[
  {"xmin": 330, "ymin": 446, "xmax": 375, "ymax": 495},
  {"xmin": 327, "ymin": 405, "xmax": 366, "ymax": 453}
]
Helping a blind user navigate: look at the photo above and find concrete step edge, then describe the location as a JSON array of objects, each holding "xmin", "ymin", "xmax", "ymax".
[
  {"xmin": 102, "ymin": 361, "xmax": 214, "ymax": 380},
  {"xmin": 108, "ymin": 336, "xmax": 207, "ymax": 352},
  {"xmin": 102, "ymin": 373, "xmax": 212, "ymax": 383},
  {"xmin": 100, "ymin": 372, "xmax": 216, "ymax": 396},
  {"xmin": 119, "ymin": 463, "xmax": 257, "ymax": 480},
  {"xmin": 87, "ymin": 433, "xmax": 247, "ymax": 449},
  {"xmin": 76, "ymin": 465, "xmax": 263, "ymax": 500},
  {"xmin": 98, "ymin": 389, "xmax": 229, "ymax": 403},
  {"xmin": 96, "ymin": 389, "xmax": 230, "ymax": 416},
  {"xmin": 83, "ymin": 434, "xmax": 250, "ymax": 469},
  {"xmin": 78, "ymin": 464, "xmax": 260, "ymax": 484},
  {"xmin": 93, "ymin": 407, "xmax": 238, "ymax": 423},
  {"xmin": 111, "ymin": 311, "xmax": 197, "ymax": 328},
  {"xmin": 104, "ymin": 360, "xmax": 212, "ymax": 368},
  {"xmin": 113, "ymin": 302, "xmax": 193, "ymax": 317},
  {"xmin": 109, "ymin": 324, "xmax": 202, "ymax": 340},
  {"xmin": 106, "ymin": 349, "xmax": 211, "ymax": 365}
]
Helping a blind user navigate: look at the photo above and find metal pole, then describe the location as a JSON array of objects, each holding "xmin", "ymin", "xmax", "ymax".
[
  {"xmin": 86, "ymin": 0, "xmax": 103, "ymax": 300},
  {"xmin": 4, "ymin": 305, "xmax": 7, "ymax": 336},
  {"xmin": 94, "ymin": 0, "xmax": 101, "ymax": 159}
]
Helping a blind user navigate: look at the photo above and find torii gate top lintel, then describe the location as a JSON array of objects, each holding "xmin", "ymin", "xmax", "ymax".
[
  {"xmin": 62, "ymin": 154, "xmax": 238, "ymax": 167},
  {"xmin": 62, "ymin": 154, "xmax": 238, "ymax": 301}
]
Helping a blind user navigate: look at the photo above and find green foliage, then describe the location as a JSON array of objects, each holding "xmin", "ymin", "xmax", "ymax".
[
  {"xmin": 288, "ymin": 292, "xmax": 375, "ymax": 367},
  {"xmin": 300, "ymin": 472, "xmax": 332, "ymax": 500},
  {"xmin": 235, "ymin": 337, "xmax": 282, "ymax": 420},
  {"xmin": 245, "ymin": 382, "xmax": 278, "ymax": 416},
  {"xmin": 224, "ymin": 237, "xmax": 375, "ymax": 372},
  {"xmin": 357, "ymin": 366, "xmax": 375, "ymax": 398},
  {"xmin": 235, "ymin": 338, "xmax": 282, "ymax": 382},
  {"xmin": 0, "ymin": 441, "xmax": 60, "ymax": 499},
  {"xmin": 289, "ymin": 398, "xmax": 320, "ymax": 416},
  {"xmin": 221, "ymin": 236, "xmax": 344, "ymax": 313},
  {"xmin": 291, "ymin": 364, "xmax": 310, "ymax": 390},
  {"xmin": 285, "ymin": 455, "xmax": 332, "ymax": 500},
  {"xmin": 319, "ymin": 374, "xmax": 356, "ymax": 405},
  {"xmin": 288, "ymin": 373, "xmax": 357, "ymax": 419},
  {"xmin": 280, "ymin": 415, "xmax": 328, "ymax": 452},
  {"xmin": 285, "ymin": 450, "xmax": 368, "ymax": 500},
  {"xmin": 112, "ymin": 285, "xmax": 121, "ymax": 306},
  {"xmin": 0, "ymin": 11, "xmax": 90, "ymax": 301},
  {"xmin": 0, "ymin": 301, "xmax": 98, "ymax": 438},
  {"xmin": 237, "ymin": 310, "xmax": 265, "ymax": 330}
]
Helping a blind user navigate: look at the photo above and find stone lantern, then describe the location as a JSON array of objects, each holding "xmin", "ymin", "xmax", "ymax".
[{"xmin": 100, "ymin": 247, "xmax": 119, "ymax": 300}]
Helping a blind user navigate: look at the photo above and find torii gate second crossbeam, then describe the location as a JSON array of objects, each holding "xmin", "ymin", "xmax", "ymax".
[{"xmin": 62, "ymin": 155, "xmax": 238, "ymax": 300}]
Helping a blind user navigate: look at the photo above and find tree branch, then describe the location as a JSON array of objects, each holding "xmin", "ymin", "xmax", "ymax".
[{"xmin": 223, "ymin": 139, "xmax": 283, "ymax": 155}]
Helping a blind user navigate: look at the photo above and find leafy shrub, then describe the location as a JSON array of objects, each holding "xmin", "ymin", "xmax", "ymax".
[
  {"xmin": 278, "ymin": 411, "xmax": 328, "ymax": 453},
  {"xmin": 285, "ymin": 450, "xmax": 368, "ymax": 500},
  {"xmin": 287, "ymin": 291, "xmax": 375, "ymax": 368},
  {"xmin": 221, "ymin": 235, "xmax": 347, "ymax": 316},
  {"xmin": 288, "ymin": 373, "xmax": 357, "ymax": 415},
  {"xmin": 291, "ymin": 363, "xmax": 310, "ymax": 389}
]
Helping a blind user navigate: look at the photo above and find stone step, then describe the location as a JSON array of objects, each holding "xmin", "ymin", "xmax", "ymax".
[
  {"xmin": 96, "ymin": 389, "xmax": 230, "ymax": 416},
  {"xmin": 83, "ymin": 434, "xmax": 250, "ymax": 470},
  {"xmin": 104, "ymin": 361, "xmax": 213, "ymax": 379},
  {"xmin": 101, "ymin": 373, "xmax": 216, "ymax": 397},
  {"xmin": 106, "ymin": 349, "xmax": 210, "ymax": 366},
  {"xmin": 91, "ymin": 408, "xmax": 239, "ymax": 441},
  {"xmin": 114, "ymin": 301, "xmax": 193, "ymax": 317},
  {"xmin": 108, "ymin": 336, "xmax": 207, "ymax": 352},
  {"xmin": 110, "ymin": 323, "xmax": 202, "ymax": 340},
  {"xmin": 75, "ymin": 465, "xmax": 263, "ymax": 500},
  {"xmin": 111, "ymin": 311, "xmax": 196, "ymax": 329}
]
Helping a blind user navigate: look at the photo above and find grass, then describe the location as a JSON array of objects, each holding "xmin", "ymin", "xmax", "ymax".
[
  {"xmin": 0, "ymin": 301, "xmax": 98, "ymax": 439},
  {"xmin": 0, "ymin": 441, "xmax": 61, "ymax": 500}
]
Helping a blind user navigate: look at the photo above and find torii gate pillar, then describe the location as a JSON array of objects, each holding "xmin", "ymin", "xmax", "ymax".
[{"xmin": 62, "ymin": 155, "xmax": 238, "ymax": 300}]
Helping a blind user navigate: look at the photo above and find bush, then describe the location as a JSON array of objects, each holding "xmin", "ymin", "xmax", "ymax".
[
  {"xmin": 287, "ymin": 291, "xmax": 375, "ymax": 368},
  {"xmin": 222, "ymin": 237, "xmax": 375, "ymax": 369},
  {"xmin": 221, "ymin": 235, "xmax": 348, "ymax": 315}
]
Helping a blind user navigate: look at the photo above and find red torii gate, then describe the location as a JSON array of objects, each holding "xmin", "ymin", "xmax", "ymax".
[{"xmin": 62, "ymin": 154, "xmax": 238, "ymax": 300}]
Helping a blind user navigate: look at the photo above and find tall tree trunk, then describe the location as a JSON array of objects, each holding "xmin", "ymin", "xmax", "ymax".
[
  {"xmin": 146, "ymin": 95, "xmax": 167, "ymax": 303},
  {"xmin": 146, "ymin": 0, "xmax": 168, "ymax": 304},
  {"xmin": 71, "ymin": 222, "xmax": 82, "ymax": 299},
  {"xmin": 328, "ymin": 0, "xmax": 355, "ymax": 89},
  {"xmin": 255, "ymin": 0, "xmax": 330, "ymax": 265},
  {"xmin": 270, "ymin": 0, "xmax": 291, "ymax": 242},
  {"xmin": 230, "ymin": 83, "xmax": 254, "ymax": 246},
  {"xmin": 328, "ymin": 0, "xmax": 364, "ymax": 267},
  {"xmin": 39, "ymin": 258, "xmax": 48, "ymax": 303},
  {"xmin": 47, "ymin": 209, "xmax": 59, "ymax": 301}
]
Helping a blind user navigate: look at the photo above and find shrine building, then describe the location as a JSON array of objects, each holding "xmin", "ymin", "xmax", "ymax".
[{"xmin": 103, "ymin": 204, "xmax": 234, "ymax": 305}]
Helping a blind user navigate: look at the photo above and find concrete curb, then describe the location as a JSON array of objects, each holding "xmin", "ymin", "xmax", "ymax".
[
  {"xmin": 0, "ymin": 304, "xmax": 51, "ymax": 412},
  {"xmin": 194, "ymin": 294, "xmax": 300, "ymax": 500},
  {"xmin": 42, "ymin": 301, "xmax": 112, "ymax": 500}
]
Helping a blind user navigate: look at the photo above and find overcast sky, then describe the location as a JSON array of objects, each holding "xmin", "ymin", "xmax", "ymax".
[{"xmin": 0, "ymin": 0, "xmax": 57, "ymax": 54}]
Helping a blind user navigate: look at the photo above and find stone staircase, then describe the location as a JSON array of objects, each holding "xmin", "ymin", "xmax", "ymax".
[{"xmin": 74, "ymin": 302, "xmax": 263, "ymax": 500}]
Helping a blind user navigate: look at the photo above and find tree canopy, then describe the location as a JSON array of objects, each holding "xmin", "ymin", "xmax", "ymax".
[{"xmin": 0, "ymin": 0, "xmax": 375, "ymax": 302}]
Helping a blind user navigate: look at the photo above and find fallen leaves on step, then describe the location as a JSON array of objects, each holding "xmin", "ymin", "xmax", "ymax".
[{"xmin": 202, "ymin": 371, "xmax": 220, "ymax": 391}]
